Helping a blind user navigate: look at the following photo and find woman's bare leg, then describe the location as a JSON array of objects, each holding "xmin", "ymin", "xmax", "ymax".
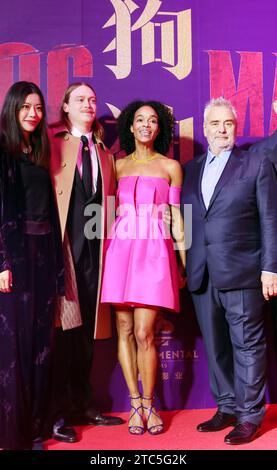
[
  {"xmin": 134, "ymin": 308, "xmax": 163, "ymax": 433},
  {"xmin": 116, "ymin": 309, "xmax": 143, "ymax": 433}
]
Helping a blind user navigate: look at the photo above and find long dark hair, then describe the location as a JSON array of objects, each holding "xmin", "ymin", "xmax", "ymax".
[
  {"xmin": 117, "ymin": 100, "xmax": 175, "ymax": 155},
  {"xmin": 0, "ymin": 81, "xmax": 50, "ymax": 168},
  {"xmin": 56, "ymin": 82, "xmax": 104, "ymax": 140}
]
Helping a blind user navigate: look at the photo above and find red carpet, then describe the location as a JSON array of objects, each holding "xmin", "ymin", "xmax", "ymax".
[{"xmin": 45, "ymin": 405, "xmax": 277, "ymax": 450}]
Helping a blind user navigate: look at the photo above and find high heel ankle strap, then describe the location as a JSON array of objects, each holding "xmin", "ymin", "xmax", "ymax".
[
  {"xmin": 142, "ymin": 396, "xmax": 154, "ymax": 400},
  {"xmin": 130, "ymin": 394, "xmax": 141, "ymax": 400}
]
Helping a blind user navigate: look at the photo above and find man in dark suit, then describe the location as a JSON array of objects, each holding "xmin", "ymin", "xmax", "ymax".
[
  {"xmin": 49, "ymin": 83, "xmax": 123, "ymax": 443},
  {"xmin": 249, "ymin": 100, "xmax": 277, "ymax": 163},
  {"xmin": 249, "ymin": 106, "xmax": 277, "ymax": 360},
  {"xmin": 249, "ymin": 100, "xmax": 277, "ymax": 170},
  {"xmin": 250, "ymin": 130, "xmax": 277, "ymax": 157},
  {"xmin": 181, "ymin": 97, "xmax": 277, "ymax": 445}
]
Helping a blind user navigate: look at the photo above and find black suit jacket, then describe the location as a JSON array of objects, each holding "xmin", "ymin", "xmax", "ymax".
[
  {"xmin": 250, "ymin": 131, "xmax": 277, "ymax": 171},
  {"xmin": 250, "ymin": 130, "xmax": 277, "ymax": 153},
  {"xmin": 67, "ymin": 163, "xmax": 102, "ymax": 264},
  {"xmin": 181, "ymin": 146, "xmax": 277, "ymax": 292}
]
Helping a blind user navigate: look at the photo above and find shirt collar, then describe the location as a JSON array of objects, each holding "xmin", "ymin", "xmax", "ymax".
[
  {"xmin": 207, "ymin": 147, "xmax": 233, "ymax": 163},
  {"xmin": 71, "ymin": 126, "xmax": 93, "ymax": 141}
]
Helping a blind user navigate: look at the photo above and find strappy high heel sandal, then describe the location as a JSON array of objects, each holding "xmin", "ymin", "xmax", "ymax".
[
  {"xmin": 142, "ymin": 396, "xmax": 164, "ymax": 435},
  {"xmin": 128, "ymin": 395, "xmax": 145, "ymax": 435}
]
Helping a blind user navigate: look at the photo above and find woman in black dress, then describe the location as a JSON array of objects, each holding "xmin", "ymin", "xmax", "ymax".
[{"xmin": 0, "ymin": 81, "xmax": 63, "ymax": 450}]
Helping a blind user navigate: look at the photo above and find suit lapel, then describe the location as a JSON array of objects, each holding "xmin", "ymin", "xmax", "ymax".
[
  {"xmin": 74, "ymin": 165, "xmax": 87, "ymax": 200},
  {"xmin": 207, "ymin": 146, "xmax": 244, "ymax": 212},
  {"xmin": 95, "ymin": 143, "xmax": 108, "ymax": 194},
  {"xmin": 85, "ymin": 144, "xmax": 103, "ymax": 205},
  {"xmin": 195, "ymin": 153, "xmax": 207, "ymax": 212}
]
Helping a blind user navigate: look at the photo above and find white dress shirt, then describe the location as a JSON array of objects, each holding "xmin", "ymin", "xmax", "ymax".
[{"xmin": 201, "ymin": 148, "xmax": 231, "ymax": 209}]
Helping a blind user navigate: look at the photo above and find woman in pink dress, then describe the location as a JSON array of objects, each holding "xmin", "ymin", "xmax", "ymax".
[{"xmin": 101, "ymin": 101, "xmax": 185, "ymax": 435}]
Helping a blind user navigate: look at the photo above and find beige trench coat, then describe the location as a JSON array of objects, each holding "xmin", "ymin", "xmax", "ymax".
[{"xmin": 49, "ymin": 124, "xmax": 116, "ymax": 339}]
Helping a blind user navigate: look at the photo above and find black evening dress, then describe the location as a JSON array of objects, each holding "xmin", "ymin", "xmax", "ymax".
[{"xmin": 0, "ymin": 152, "xmax": 63, "ymax": 450}]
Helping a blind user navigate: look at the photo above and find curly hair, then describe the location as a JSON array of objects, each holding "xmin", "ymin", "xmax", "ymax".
[{"xmin": 117, "ymin": 100, "xmax": 174, "ymax": 155}]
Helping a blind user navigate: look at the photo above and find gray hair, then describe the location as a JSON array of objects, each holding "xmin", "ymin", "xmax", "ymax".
[{"xmin": 204, "ymin": 97, "xmax": 237, "ymax": 123}]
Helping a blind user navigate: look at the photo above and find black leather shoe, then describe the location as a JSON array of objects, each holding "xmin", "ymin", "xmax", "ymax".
[
  {"xmin": 197, "ymin": 410, "xmax": 237, "ymax": 432},
  {"xmin": 71, "ymin": 413, "xmax": 124, "ymax": 426},
  {"xmin": 224, "ymin": 422, "xmax": 260, "ymax": 445},
  {"xmin": 53, "ymin": 420, "xmax": 78, "ymax": 443}
]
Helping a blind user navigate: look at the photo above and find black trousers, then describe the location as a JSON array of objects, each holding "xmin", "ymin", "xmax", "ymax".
[
  {"xmin": 51, "ymin": 239, "xmax": 100, "ymax": 422},
  {"xmin": 192, "ymin": 273, "xmax": 266, "ymax": 426},
  {"xmin": 270, "ymin": 297, "xmax": 277, "ymax": 357}
]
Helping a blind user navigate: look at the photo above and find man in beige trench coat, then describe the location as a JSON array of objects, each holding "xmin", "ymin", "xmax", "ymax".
[{"xmin": 49, "ymin": 82, "xmax": 123, "ymax": 443}]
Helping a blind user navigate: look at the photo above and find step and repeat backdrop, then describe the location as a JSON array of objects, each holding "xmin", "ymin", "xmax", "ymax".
[{"xmin": 1, "ymin": 0, "xmax": 276, "ymax": 411}]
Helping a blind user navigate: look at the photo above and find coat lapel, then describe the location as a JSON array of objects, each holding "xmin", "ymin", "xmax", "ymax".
[
  {"xmin": 50, "ymin": 132, "xmax": 80, "ymax": 240},
  {"xmin": 195, "ymin": 153, "xmax": 207, "ymax": 212},
  {"xmin": 96, "ymin": 143, "xmax": 112, "ymax": 201}
]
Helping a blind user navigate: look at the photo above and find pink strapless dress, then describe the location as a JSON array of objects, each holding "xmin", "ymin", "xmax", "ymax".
[{"xmin": 101, "ymin": 175, "xmax": 180, "ymax": 311}]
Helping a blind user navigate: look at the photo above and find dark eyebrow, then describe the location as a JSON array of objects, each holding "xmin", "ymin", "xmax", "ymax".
[
  {"xmin": 135, "ymin": 114, "xmax": 157, "ymax": 118},
  {"xmin": 23, "ymin": 101, "xmax": 41, "ymax": 106}
]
